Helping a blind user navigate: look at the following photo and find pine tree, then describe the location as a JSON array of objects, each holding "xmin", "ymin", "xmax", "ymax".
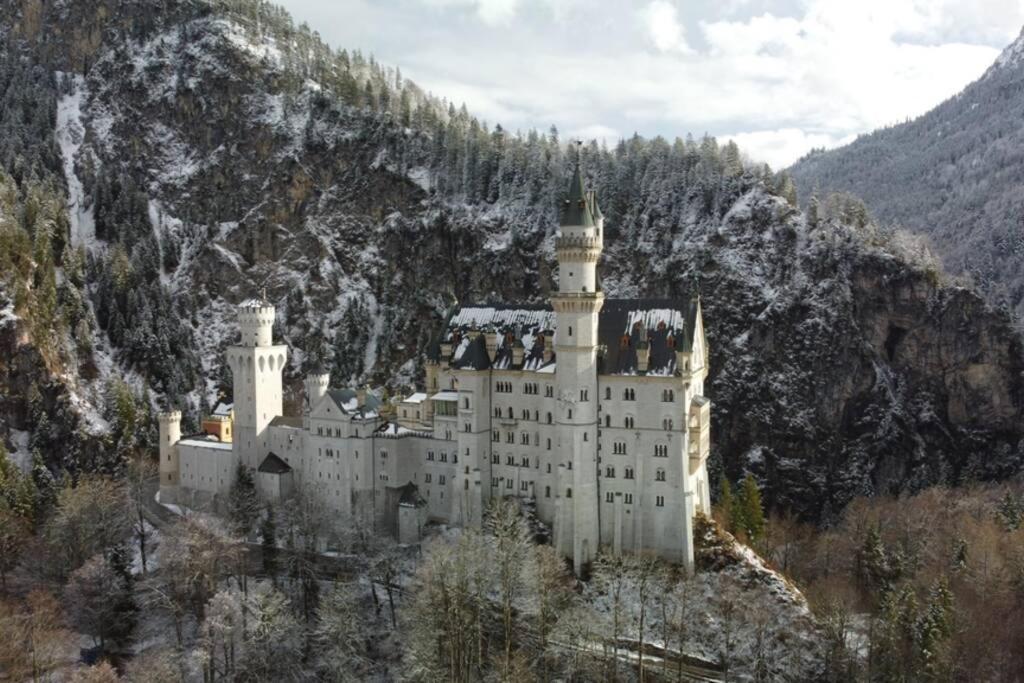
[
  {"xmin": 997, "ymin": 492, "xmax": 1022, "ymax": 530},
  {"xmin": 739, "ymin": 473, "xmax": 765, "ymax": 542},
  {"xmin": 261, "ymin": 505, "xmax": 278, "ymax": 581},
  {"xmin": 718, "ymin": 476, "xmax": 737, "ymax": 534},
  {"xmin": 227, "ymin": 461, "xmax": 260, "ymax": 540}
]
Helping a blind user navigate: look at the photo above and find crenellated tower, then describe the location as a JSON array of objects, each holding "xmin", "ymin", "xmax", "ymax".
[
  {"xmin": 158, "ymin": 410, "xmax": 182, "ymax": 503},
  {"xmin": 303, "ymin": 363, "xmax": 330, "ymax": 430},
  {"xmin": 226, "ymin": 298, "xmax": 288, "ymax": 470},
  {"xmin": 552, "ymin": 154, "xmax": 604, "ymax": 574}
]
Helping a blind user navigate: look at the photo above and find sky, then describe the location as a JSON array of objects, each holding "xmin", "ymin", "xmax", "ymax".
[{"xmin": 275, "ymin": 0, "xmax": 1024, "ymax": 168}]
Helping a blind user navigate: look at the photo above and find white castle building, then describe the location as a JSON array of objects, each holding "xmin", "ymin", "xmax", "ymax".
[{"xmin": 159, "ymin": 163, "xmax": 712, "ymax": 573}]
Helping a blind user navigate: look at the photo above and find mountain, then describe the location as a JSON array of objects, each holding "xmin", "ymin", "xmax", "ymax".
[
  {"xmin": 790, "ymin": 27, "xmax": 1024, "ymax": 324},
  {"xmin": 0, "ymin": 0, "xmax": 1021, "ymax": 520}
]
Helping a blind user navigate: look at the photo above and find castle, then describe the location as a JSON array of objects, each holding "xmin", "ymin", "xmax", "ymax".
[{"xmin": 158, "ymin": 163, "xmax": 712, "ymax": 573}]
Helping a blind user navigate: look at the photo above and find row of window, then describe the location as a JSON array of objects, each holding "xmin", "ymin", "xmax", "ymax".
[
  {"xmin": 489, "ymin": 384, "xmax": 677, "ymax": 402},
  {"xmin": 603, "ymin": 466, "xmax": 668, "ymax": 481},
  {"xmin": 423, "ymin": 473, "xmax": 447, "ymax": 485},
  {"xmin": 425, "ymin": 451, "xmax": 450, "ymax": 462}
]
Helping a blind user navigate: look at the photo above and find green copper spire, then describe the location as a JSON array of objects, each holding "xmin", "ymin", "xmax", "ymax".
[{"xmin": 560, "ymin": 144, "xmax": 596, "ymax": 228}]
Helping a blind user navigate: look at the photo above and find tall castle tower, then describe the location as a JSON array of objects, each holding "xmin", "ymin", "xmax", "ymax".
[
  {"xmin": 158, "ymin": 410, "xmax": 181, "ymax": 503},
  {"xmin": 553, "ymin": 153, "xmax": 604, "ymax": 574},
  {"xmin": 226, "ymin": 298, "xmax": 288, "ymax": 470},
  {"xmin": 303, "ymin": 363, "xmax": 330, "ymax": 430}
]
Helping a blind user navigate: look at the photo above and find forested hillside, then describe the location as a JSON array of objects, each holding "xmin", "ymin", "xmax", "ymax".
[
  {"xmin": 790, "ymin": 28, "xmax": 1024, "ymax": 325},
  {"xmin": 0, "ymin": 0, "xmax": 1021, "ymax": 523}
]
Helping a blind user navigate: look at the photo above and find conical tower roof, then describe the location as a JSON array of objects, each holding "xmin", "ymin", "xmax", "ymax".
[{"xmin": 560, "ymin": 159, "xmax": 595, "ymax": 228}]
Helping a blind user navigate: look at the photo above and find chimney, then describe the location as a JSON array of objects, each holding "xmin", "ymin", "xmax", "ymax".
[
  {"xmin": 512, "ymin": 340, "xmax": 525, "ymax": 367},
  {"xmin": 543, "ymin": 332, "xmax": 554, "ymax": 363},
  {"xmin": 637, "ymin": 340, "xmax": 650, "ymax": 373},
  {"xmin": 485, "ymin": 331, "xmax": 498, "ymax": 361}
]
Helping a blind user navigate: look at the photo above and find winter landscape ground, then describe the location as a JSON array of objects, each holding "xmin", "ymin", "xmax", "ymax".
[{"xmin": 0, "ymin": 0, "xmax": 1023, "ymax": 681}]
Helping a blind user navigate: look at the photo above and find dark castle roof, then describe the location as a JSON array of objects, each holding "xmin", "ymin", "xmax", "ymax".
[
  {"xmin": 560, "ymin": 163, "xmax": 597, "ymax": 228},
  {"xmin": 434, "ymin": 298, "xmax": 699, "ymax": 376},
  {"xmin": 597, "ymin": 298, "xmax": 699, "ymax": 376},
  {"xmin": 258, "ymin": 452, "xmax": 292, "ymax": 474}
]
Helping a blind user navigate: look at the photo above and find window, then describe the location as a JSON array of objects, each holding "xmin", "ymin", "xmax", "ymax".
[
  {"xmin": 583, "ymin": 432, "xmax": 588, "ymax": 442},
  {"xmin": 506, "ymin": 479, "xmax": 513, "ymax": 489},
  {"xmin": 427, "ymin": 451, "xmax": 435, "ymax": 461},
  {"xmin": 440, "ymin": 452, "xmax": 448, "ymax": 462},
  {"xmin": 492, "ymin": 454, "xmax": 500, "ymax": 464},
  {"xmin": 566, "ymin": 488, "xmax": 572, "ymax": 498},
  {"xmin": 507, "ymin": 407, "xmax": 514, "ymax": 419},
  {"xmin": 492, "ymin": 430, "xmax": 499, "ymax": 442},
  {"xmin": 613, "ymin": 441, "xmax": 626, "ymax": 455},
  {"xmin": 439, "ymin": 475, "xmax": 446, "ymax": 485},
  {"xmin": 523, "ymin": 409, "xmax": 530, "ymax": 420},
  {"xmin": 568, "ymin": 409, "xmax": 573, "ymax": 419},
  {"xmin": 568, "ymin": 326, "xmax": 573, "ymax": 337},
  {"xmin": 464, "ymin": 397, "xmax": 470, "ymax": 409},
  {"xmin": 580, "ymin": 389, "xmax": 588, "ymax": 402},
  {"xmin": 656, "ymin": 495, "xmax": 665, "ymax": 507},
  {"xmin": 624, "ymin": 467, "xmax": 634, "ymax": 479},
  {"xmin": 425, "ymin": 473, "xmax": 433, "ymax": 483},
  {"xmin": 663, "ymin": 418, "xmax": 674, "ymax": 431},
  {"xmin": 545, "ymin": 385, "xmax": 554, "ymax": 398},
  {"xmin": 317, "ymin": 426, "xmax": 323, "ymax": 435},
  {"xmin": 380, "ymin": 450, "xmax": 387, "ymax": 459},
  {"xmin": 625, "ymin": 493, "xmax": 633, "ymax": 504},
  {"xmin": 547, "ymin": 412, "xmax": 553, "ymax": 424},
  {"xmin": 521, "ymin": 432, "xmax": 529, "ymax": 445},
  {"xmin": 663, "ymin": 389, "xmax": 675, "ymax": 402},
  {"xmin": 654, "ymin": 444, "xmax": 668, "ymax": 457},
  {"xmin": 507, "ymin": 455, "xmax": 515, "ymax": 465},
  {"xmin": 624, "ymin": 388, "xmax": 636, "ymax": 401},
  {"xmin": 465, "ymin": 423, "xmax": 472, "ymax": 432},
  {"xmin": 656, "ymin": 468, "xmax": 666, "ymax": 482},
  {"xmin": 625, "ymin": 416, "xmax": 635, "ymax": 429},
  {"xmin": 494, "ymin": 407, "xmax": 501, "ymax": 417},
  {"xmin": 520, "ymin": 480, "xmax": 529, "ymax": 491},
  {"xmin": 605, "ymin": 466, "xmax": 615, "ymax": 478},
  {"xmin": 545, "ymin": 486, "xmax": 551, "ymax": 498},
  {"xmin": 605, "ymin": 492, "xmax": 614, "ymax": 503},
  {"xmin": 547, "ymin": 463, "xmax": 552, "ymax": 473},
  {"xmin": 605, "ymin": 414, "xmax": 611, "ymax": 427},
  {"xmin": 546, "ymin": 438, "xmax": 552, "ymax": 450},
  {"xmin": 507, "ymin": 432, "xmax": 514, "ymax": 443},
  {"xmin": 567, "ymin": 461, "xmax": 573, "ymax": 470},
  {"xmin": 492, "ymin": 477, "xmax": 498, "ymax": 487},
  {"xmin": 605, "ymin": 387, "xmax": 612, "ymax": 399},
  {"xmin": 521, "ymin": 456, "xmax": 530, "ymax": 467}
]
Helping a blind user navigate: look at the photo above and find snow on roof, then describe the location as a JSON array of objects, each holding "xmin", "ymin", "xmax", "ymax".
[
  {"xmin": 430, "ymin": 391, "xmax": 459, "ymax": 401},
  {"xmin": 402, "ymin": 392, "xmax": 428, "ymax": 404},
  {"xmin": 213, "ymin": 401, "xmax": 233, "ymax": 416},
  {"xmin": 448, "ymin": 306, "xmax": 555, "ymax": 331},
  {"xmin": 179, "ymin": 438, "xmax": 233, "ymax": 451}
]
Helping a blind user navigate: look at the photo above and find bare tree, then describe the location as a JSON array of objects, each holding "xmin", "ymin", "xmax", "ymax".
[
  {"xmin": 314, "ymin": 582, "xmax": 369, "ymax": 681},
  {"xmin": 527, "ymin": 543, "xmax": 573, "ymax": 680},
  {"xmin": 237, "ymin": 586, "xmax": 304, "ymax": 682},
  {"xmin": 0, "ymin": 590, "xmax": 74, "ymax": 681},
  {"xmin": 485, "ymin": 498, "xmax": 532, "ymax": 677},
  {"xmin": 126, "ymin": 457, "xmax": 157, "ymax": 576},
  {"xmin": 44, "ymin": 475, "xmax": 131, "ymax": 581},
  {"xmin": 65, "ymin": 553, "xmax": 136, "ymax": 651},
  {"xmin": 0, "ymin": 504, "xmax": 30, "ymax": 588},
  {"xmin": 200, "ymin": 587, "xmax": 245, "ymax": 682}
]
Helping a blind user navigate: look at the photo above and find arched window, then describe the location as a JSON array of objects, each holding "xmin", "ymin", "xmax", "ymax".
[
  {"xmin": 605, "ymin": 387, "xmax": 612, "ymax": 399},
  {"xmin": 547, "ymin": 412, "xmax": 552, "ymax": 424},
  {"xmin": 605, "ymin": 415, "xmax": 611, "ymax": 427},
  {"xmin": 655, "ymin": 468, "xmax": 666, "ymax": 482},
  {"xmin": 566, "ymin": 487, "xmax": 573, "ymax": 498},
  {"xmin": 568, "ymin": 326, "xmax": 573, "ymax": 337}
]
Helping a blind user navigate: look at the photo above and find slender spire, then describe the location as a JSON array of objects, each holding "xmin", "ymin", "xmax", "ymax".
[{"xmin": 560, "ymin": 140, "xmax": 594, "ymax": 227}]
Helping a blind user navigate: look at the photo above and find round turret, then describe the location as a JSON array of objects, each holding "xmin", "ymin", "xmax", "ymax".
[
  {"xmin": 304, "ymin": 366, "xmax": 330, "ymax": 412},
  {"xmin": 238, "ymin": 299, "xmax": 275, "ymax": 347},
  {"xmin": 157, "ymin": 410, "xmax": 182, "ymax": 489}
]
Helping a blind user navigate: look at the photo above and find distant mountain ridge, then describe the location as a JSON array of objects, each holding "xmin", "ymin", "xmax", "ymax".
[
  {"xmin": 790, "ymin": 26, "xmax": 1024, "ymax": 323},
  {"xmin": 0, "ymin": 0, "xmax": 1020, "ymax": 520}
]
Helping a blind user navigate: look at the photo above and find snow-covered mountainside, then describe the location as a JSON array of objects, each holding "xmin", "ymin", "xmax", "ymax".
[
  {"xmin": 0, "ymin": 0, "xmax": 1021, "ymax": 518},
  {"xmin": 790, "ymin": 26, "xmax": 1024, "ymax": 325}
]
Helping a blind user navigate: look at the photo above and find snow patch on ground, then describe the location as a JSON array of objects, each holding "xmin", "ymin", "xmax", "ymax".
[{"xmin": 56, "ymin": 75, "xmax": 98, "ymax": 250}]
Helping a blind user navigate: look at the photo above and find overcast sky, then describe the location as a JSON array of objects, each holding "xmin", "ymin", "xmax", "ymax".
[{"xmin": 275, "ymin": 0, "xmax": 1024, "ymax": 167}]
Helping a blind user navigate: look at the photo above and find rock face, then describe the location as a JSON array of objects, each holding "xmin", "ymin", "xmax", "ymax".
[
  {"xmin": 0, "ymin": 0, "xmax": 1021, "ymax": 516},
  {"xmin": 790, "ymin": 26, "xmax": 1024, "ymax": 324}
]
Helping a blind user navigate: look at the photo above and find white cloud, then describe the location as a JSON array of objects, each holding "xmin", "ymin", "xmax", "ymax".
[
  {"xmin": 277, "ymin": 0, "xmax": 1021, "ymax": 167},
  {"xmin": 724, "ymin": 128, "xmax": 856, "ymax": 168},
  {"xmin": 643, "ymin": 1, "xmax": 693, "ymax": 54}
]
